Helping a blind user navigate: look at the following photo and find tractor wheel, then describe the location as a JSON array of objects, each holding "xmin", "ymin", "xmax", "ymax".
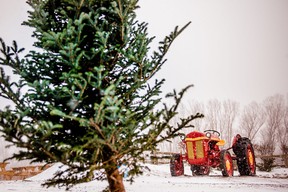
[
  {"xmin": 233, "ymin": 138, "xmax": 256, "ymax": 176},
  {"xmin": 220, "ymin": 150, "xmax": 234, "ymax": 177},
  {"xmin": 190, "ymin": 165, "xmax": 210, "ymax": 176},
  {"xmin": 170, "ymin": 154, "xmax": 184, "ymax": 176}
]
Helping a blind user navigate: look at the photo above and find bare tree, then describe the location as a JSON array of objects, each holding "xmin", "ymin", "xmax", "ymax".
[
  {"xmin": 204, "ymin": 99, "xmax": 239, "ymax": 146},
  {"xmin": 239, "ymin": 101, "xmax": 266, "ymax": 141},
  {"xmin": 278, "ymin": 97, "xmax": 288, "ymax": 167},
  {"xmin": 255, "ymin": 94, "xmax": 285, "ymax": 171},
  {"xmin": 188, "ymin": 100, "xmax": 205, "ymax": 131},
  {"xmin": 205, "ymin": 99, "xmax": 222, "ymax": 131},
  {"xmin": 262, "ymin": 94, "xmax": 285, "ymax": 144},
  {"xmin": 219, "ymin": 100, "xmax": 239, "ymax": 146}
]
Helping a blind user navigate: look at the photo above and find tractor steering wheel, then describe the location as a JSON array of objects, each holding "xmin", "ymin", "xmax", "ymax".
[{"xmin": 204, "ymin": 130, "xmax": 220, "ymax": 137}]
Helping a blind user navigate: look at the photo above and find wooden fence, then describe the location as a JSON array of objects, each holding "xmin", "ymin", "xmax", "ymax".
[{"xmin": 0, "ymin": 163, "xmax": 51, "ymax": 180}]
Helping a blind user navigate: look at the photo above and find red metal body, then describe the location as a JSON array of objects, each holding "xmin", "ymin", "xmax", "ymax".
[{"xmin": 181, "ymin": 131, "xmax": 225, "ymax": 168}]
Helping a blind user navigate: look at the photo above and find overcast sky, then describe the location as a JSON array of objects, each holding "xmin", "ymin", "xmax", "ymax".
[{"xmin": 0, "ymin": 0, "xmax": 288, "ymax": 106}]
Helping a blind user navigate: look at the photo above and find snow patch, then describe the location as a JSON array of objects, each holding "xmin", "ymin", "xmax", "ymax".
[{"xmin": 1, "ymin": 163, "xmax": 287, "ymax": 192}]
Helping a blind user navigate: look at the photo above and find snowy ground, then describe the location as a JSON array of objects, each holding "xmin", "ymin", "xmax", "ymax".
[{"xmin": 0, "ymin": 163, "xmax": 287, "ymax": 192}]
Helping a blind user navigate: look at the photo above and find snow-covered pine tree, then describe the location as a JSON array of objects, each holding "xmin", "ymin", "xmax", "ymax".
[{"xmin": 0, "ymin": 0, "xmax": 202, "ymax": 191}]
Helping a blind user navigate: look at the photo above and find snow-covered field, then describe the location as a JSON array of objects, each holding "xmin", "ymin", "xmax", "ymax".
[{"xmin": 0, "ymin": 163, "xmax": 287, "ymax": 192}]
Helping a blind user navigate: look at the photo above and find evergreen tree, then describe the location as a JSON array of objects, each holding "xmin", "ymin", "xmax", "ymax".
[{"xmin": 0, "ymin": 0, "xmax": 202, "ymax": 191}]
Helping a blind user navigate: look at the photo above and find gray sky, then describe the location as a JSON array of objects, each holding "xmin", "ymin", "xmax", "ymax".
[{"xmin": 0, "ymin": 0, "xmax": 288, "ymax": 105}]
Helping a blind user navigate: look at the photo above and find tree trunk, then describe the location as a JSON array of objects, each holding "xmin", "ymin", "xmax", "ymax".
[{"xmin": 105, "ymin": 160, "xmax": 125, "ymax": 192}]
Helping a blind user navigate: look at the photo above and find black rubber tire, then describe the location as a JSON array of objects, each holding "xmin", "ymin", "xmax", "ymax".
[
  {"xmin": 170, "ymin": 154, "xmax": 184, "ymax": 176},
  {"xmin": 190, "ymin": 165, "xmax": 210, "ymax": 176},
  {"xmin": 219, "ymin": 150, "xmax": 234, "ymax": 177},
  {"xmin": 232, "ymin": 137, "xmax": 256, "ymax": 176}
]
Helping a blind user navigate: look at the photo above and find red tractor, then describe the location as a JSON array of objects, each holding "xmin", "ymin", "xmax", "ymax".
[{"xmin": 170, "ymin": 130, "xmax": 256, "ymax": 177}]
